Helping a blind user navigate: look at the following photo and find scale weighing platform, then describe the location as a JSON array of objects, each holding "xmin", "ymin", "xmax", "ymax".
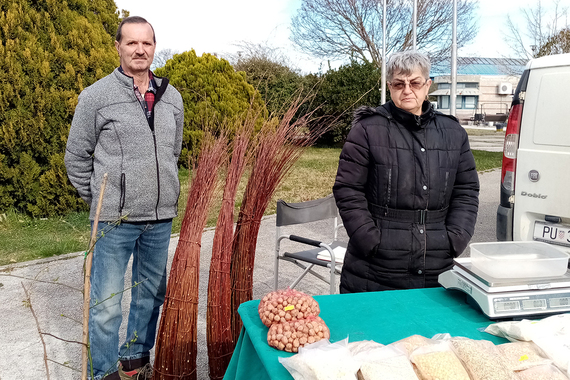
[{"xmin": 439, "ymin": 257, "xmax": 570, "ymax": 319}]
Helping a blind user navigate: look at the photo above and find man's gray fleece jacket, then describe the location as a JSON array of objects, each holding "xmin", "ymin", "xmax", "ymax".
[{"xmin": 65, "ymin": 68, "xmax": 184, "ymax": 222}]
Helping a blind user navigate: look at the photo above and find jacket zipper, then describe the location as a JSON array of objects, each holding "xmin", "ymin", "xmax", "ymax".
[
  {"xmin": 442, "ymin": 171, "xmax": 450, "ymax": 208},
  {"xmin": 386, "ymin": 169, "xmax": 392, "ymax": 206},
  {"xmin": 152, "ymin": 130, "xmax": 160, "ymax": 220}
]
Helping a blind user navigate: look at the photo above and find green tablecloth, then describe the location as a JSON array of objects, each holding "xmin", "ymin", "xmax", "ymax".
[{"xmin": 224, "ymin": 288, "xmax": 508, "ymax": 380}]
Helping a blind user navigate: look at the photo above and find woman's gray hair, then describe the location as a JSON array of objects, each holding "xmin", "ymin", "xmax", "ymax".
[{"xmin": 386, "ymin": 51, "xmax": 431, "ymax": 81}]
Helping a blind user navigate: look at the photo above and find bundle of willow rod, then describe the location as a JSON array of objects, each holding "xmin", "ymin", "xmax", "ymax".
[
  {"xmin": 230, "ymin": 101, "xmax": 317, "ymax": 343},
  {"xmin": 154, "ymin": 133, "xmax": 227, "ymax": 380},
  {"xmin": 206, "ymin": 122, "xmax": 253, "ymax": 380}
]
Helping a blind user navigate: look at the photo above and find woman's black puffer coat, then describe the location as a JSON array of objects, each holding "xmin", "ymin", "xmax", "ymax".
[{"xmin": 333, "ymin": 100, "xmax": 479, "ymax": 293}]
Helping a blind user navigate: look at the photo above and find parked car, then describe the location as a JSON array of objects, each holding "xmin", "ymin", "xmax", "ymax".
[{"xmin": 497, "ymin": 53, "xmax": 570, "ymax": 252}]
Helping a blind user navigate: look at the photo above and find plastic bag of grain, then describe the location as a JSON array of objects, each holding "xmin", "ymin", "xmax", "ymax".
[
  {"xmin": 449, "ymin": 337, "xmax": 517, "ymax": 380},
  {"xmin": 409, "ymin": 339, "xmax": 470, "ymax": 380},
  {"xmin": 278, "ymin": 338, "xmax": 360, "ymax": 380},
  {"xmin": 497, "ymin": 341, "xmax": 552, "ymax": 372},
  {"xmin": 532, "ymin": 333, "xmax": 570, "ymax": 374},
  {"xmin": 517, "ymin": 363, "xmax": 569, "ymax": 380},
  {"xmin": 348, "ymin": 342, "xmax": 418, "ymax": 380},
  {"xmin": 258, "ymin": 288, "xmax": 321, "ymax": 327},
  {"xmin": 268, "ymin": 315, "xmax": 330, "ymax": 353},
  {"xmin": 485, "ymin": 314, "xmax": 570, "ymax": 342},
  {"xmin": 391, "ymin": 335, "xmax": 431, "ymax": 356}
]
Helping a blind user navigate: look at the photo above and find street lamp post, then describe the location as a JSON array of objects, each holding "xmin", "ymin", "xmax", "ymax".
[
  {"xmin": 450, "ymin": 0, "xmax": 457, "ymax": 116},
  {"xmin": 381, "ymin": 0, "xmax": 387, "ymax": 104},
  {"xmin": 413, "ymin": 0, "xmax": 417, "ymax": 50}
]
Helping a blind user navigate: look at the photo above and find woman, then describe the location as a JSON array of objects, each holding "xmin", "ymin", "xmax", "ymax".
[{"xmin": 333, "ymin": 50, "xmax": 479, "ymax": 293}]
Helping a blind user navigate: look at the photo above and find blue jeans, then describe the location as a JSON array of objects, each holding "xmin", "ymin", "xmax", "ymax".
[{"xmin": 88, "ymin": 219, "xmax": 172, "ymax": 379}]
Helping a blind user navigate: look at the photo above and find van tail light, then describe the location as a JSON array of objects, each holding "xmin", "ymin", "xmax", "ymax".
[{"xmin": 501, "ymin": 103, "xmax": 523, "ymax": 191}]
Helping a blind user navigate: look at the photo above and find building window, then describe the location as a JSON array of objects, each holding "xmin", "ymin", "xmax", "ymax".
[
  {"xmin": 438, "ymin": 95, "xmax": 478, "ymax": 110},
  {"xmin": 437, "ymin": 82, "xmax": 478, "ymax": 90},
  {"xmin": 464, "ymin": 96, "xmax": 477, "ymax": 109}
]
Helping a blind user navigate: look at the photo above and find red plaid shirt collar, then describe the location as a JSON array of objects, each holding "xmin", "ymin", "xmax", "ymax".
[{"xmin": 119, "ymin": 67, "xmax": 157, "ymax": 120}]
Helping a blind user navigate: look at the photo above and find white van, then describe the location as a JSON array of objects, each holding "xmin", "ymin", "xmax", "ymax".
[{"xmin": 497, "ymin": 53, "xmax": 570, "ymax": 250}]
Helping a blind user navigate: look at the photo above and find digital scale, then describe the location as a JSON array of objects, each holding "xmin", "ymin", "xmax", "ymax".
[{"xmin": 438, "ymin": 257, "xmax": 570, "ymax": 320}]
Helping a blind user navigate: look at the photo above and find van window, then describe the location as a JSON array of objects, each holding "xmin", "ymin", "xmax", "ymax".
[{"xmin": 533, "ymin": 72, "xmax": 570, "ymax": 147}]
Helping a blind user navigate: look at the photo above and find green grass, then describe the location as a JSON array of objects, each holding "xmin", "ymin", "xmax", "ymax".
[
  {"xmin": 0, "ymin": 146, "xmax": 503, "ymax": 266},
  {"xmin": 0, "ymin": 210, "xmax": 91, "ymax": 266},
  {"xmin": 473, "ymin": 150, "xmax": 503, "ymax": 172}
]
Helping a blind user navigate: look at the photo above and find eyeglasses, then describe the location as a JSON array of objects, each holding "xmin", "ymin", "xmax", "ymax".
[{"xmin": 389, "ymin": 79, "xmax": 428, "ymax": 91}]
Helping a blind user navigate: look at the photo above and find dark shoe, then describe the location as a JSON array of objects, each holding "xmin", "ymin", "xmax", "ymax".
[{"xmin": 118, "ymin": 362, "xmax": 153, "ymax": 380}]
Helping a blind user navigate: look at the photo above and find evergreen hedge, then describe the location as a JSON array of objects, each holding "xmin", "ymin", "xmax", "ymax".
[
  {"xmin": 310, "ymin": 60, "xmax": 384, "ymax": 145},
  {"xmin": 155, "ymin": 50, "xmax": 267, "ymax": 167},
  {"xmin": 0, "ymin": 0, "xmax": 120, "ymax": 216}
]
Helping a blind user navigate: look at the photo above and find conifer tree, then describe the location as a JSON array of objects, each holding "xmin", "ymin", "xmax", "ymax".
[
  {"xmin": 155, "ymin": 50, "xmax": 267, "ymax": 166},
  {"xmin": 0, "ymin": 0, "xmax": 121, "ymax": 216}
]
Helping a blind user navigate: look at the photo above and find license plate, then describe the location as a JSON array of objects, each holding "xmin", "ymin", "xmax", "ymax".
[{"xmin": 534, "ymin": 221, "xmax": 570, "ymax": 247}]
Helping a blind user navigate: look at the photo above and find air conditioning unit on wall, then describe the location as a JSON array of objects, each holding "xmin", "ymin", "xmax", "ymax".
[{"xmin": 498, "ymin": 82, "xmax": 513, "ymax": 95}]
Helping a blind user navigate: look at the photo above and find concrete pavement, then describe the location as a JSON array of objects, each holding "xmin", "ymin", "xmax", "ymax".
[{"xmin": 464, "ymin": 126, "xmax": 506, "ymax": 153}]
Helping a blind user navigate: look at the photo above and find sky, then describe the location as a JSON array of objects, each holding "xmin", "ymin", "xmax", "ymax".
[{"xmin": 113, "ymin": 0, "xmax": 569, "ymax": 74}]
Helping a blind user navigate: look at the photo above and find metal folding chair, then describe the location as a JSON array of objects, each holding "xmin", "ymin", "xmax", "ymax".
[{"xmin": 274, "ymin": 195, "xmax": 346, "ymax": 294}]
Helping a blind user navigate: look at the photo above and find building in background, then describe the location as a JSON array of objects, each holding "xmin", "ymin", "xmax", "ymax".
[{"xmin": 430, "ymin": 57, "xmax": 527, "ymax": 125}]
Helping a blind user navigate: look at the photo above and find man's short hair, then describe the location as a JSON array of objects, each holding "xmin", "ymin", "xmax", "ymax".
[
  {"xmin": 116, "ymin": 16, "xmax": 156, "ymax": 43},
  {"xmin": 386, "ymin": 51, "xmax": 431, "ymax": 81}
]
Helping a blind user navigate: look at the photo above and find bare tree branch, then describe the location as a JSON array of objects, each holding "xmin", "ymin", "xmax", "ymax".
[
  {"xmin": 503, "ymin": 0, "xmax": 570, "ymax": 58},
  {"xmin": 1, "ymin": 273, "xmax": 82, "ymax": 292},
  {"xmin": 152, "ymin": 48, "xmax": 179, "ymax": 71},
  {"xmin": 290, "ymin": 0, "xmax": 478, "ymax": 66},
  {"xmin": 22, "ymin": 282, "xmax": 51, "ymax": 380}
]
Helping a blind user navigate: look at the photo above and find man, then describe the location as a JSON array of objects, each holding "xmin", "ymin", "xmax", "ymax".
[
  {"xmin": 65, "ymin": 16, "xmax": 184, "ymax": 380},
  {"xmin": 333, "ymin": 50, "xmax": 479, "ymax": 293}
]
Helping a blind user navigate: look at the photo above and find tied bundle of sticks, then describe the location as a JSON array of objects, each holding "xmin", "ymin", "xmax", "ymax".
[
  {"xmin": 154, "ymin": 133, "xmax": 227, "ymax": 380},
  {"xmin": 206, "ymin": 120, "xmax": 253, "ymax": 380},
  {"xmin": 230, "ymin": 99, "xmax": 319, "ymax": 344}
]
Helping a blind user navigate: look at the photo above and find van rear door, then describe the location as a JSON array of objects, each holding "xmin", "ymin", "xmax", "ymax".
[{"xmin": 513, "ymin": 65, "xmax": 570, "ymax": 249}]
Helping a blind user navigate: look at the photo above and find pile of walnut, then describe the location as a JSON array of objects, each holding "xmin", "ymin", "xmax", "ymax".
[{"xmin": 259, "ymin": 289, "xmax": 330, "ymax": 353}]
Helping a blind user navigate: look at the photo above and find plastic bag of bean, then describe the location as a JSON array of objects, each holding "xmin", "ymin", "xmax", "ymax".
[
  {"xmin": 409, "ymin": 339, "xmax": 470, "ymax": 380},
  {"xmin": 267, "ymin": 316, "xmax": 330, "ymax": 353},
  {"xmin": 517, "ymin": 363, "xmax": 570, "ymax": 380},
  {"xmin": 497, "ymin": 341, "xmax": 552, "ymax": 372},
  {"xmin": 278, "ymin": 337, "xmax": 360, "ymax": 380},
  {"xmin": 449, "ymin": 337, "xmax": 518, "ymax": 380},
  {"xmin": 258, "ymin": 288, "xmax": 321, "ymax": 327},
  {"xmin": 349, "ymin": 343, "xmax": 419, "ymax": 380}
]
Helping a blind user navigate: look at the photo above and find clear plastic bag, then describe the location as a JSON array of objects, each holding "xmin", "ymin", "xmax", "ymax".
[
  {"xmin": 532, "ymin": 333, "xmax": 570, "ymax": 374},
  {"xmin": 391, "ymin": 335, "xmax": 431, "ymax": 356},
  {"xmin": 409, "ymin": 338, "xmax": 470, "ymax": 380},
  {"xmin": 497, "ymin": 341, "xmax": 552, "ymax": 372},
  {"xmin": 449, "ymin": 337, "xmax": 517, "ymax": 380},
  {"xmin": 349, "ymin": 343, "xmax": 418, "ymax": 380},
  {"xmin": 486, "ymin": 314, "xmax": 570, "ymax": 374},
  {"xmin": 278, "ymin": 338, "xmax": 360, "ymax": 380},
  {"xmin": 517, "ymin": 363, "xmax": 570, "ymax": 380},
  {"xmin": 485, "ymin": 314, "xmax": 570, "ymax": 342}
]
